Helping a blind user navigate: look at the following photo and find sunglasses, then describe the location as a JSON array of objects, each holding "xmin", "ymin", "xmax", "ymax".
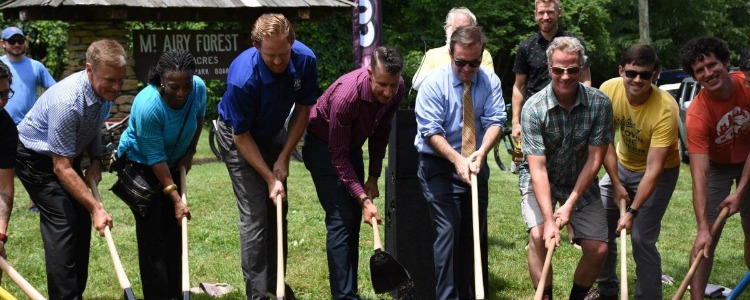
[
  {"xmin": 0, "ymin": 88, "xmax": 14, "ymax": 100},
  {"xmin": 4, "ymin": 38, "xmax": 24, "ymax": 45},
  {"xmin": 623, "ymin": 70, "xmax": 655, "ymax": 80},
  {"xmin": 549, "ymin": 66, "xmax": 581, "ymax": 75},
  {"xmin": 454, "ymin": 59, "xmax": 482, "ymax": 68}
]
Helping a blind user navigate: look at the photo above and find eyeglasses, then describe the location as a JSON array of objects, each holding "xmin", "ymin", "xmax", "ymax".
[
  {"xmin": 623, "ymin": 70, "xmax": 655, "ymax": 80},
  {"xmin": 454, "ymin": 59, "xmax": 482, "ymax": 68},
  {"xmin": 549, "ymin": 66, "xmax": 581, "ymax": 75},
  {"xmin": 4, "ymin": 38, "xmax": 24, "ymax": 45},
  {"xmin": 0, "ymin": 88, "xmax": 13, "ymax": 99}
]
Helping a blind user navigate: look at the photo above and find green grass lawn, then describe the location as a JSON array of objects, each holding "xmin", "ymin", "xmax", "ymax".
[{"xmin": 3, "ymin": 127, "xmax": 749, "ymax": 299}]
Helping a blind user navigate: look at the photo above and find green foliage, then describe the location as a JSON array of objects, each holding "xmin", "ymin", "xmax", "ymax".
[
  {"xmin": 0, "ymin": 19, "xmax": 69, "ymax": 78},
  {"xmin": 296, "ymin": 13, "xmax": 354, "ymax": 91}
]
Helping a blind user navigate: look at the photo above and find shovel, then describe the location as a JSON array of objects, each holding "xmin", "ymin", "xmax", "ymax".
[
  {"xmin": 620, "ymin": 199, "xmax": 628, "ymax": 300},
  {"xmin": 533, "ymin": 218, "xmax": 563, "ymax": 300},
  {"xmin": 0, "ymin": 286, "xmax": 17, "ymax": 300},
  {"xmin": 89, "ymin": 179, "xmax": 136, "ymax": 300},
  {"xmin": 275, "ymin": 194, "xmax": 286, "ymax": 300},
  {"xmin": 0, "ymin": 257, "xmax": 45, "ymax": 300},
  {"xmin": 180, "ymin": 167, "xmax": 190, "ymax": 300},
  {"xmin": 369, "ymin": 216, "xmax": 410, "ymax": 294},
  {"xmin": 672, "ymin": 206, "xmax": 730, "ymax": 300},
  {"xmin": 470, "ymin": 172, "xmax": 485, "ymax": 300}
]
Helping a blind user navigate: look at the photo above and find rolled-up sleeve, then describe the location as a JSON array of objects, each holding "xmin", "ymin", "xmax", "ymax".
[
  {"xmin": 415, "ymin": 81, "xmax": 446, "ymax": 139},
  {"xmin": 480, "ymin": 73, "xmax": 506, "ymax": 130}
]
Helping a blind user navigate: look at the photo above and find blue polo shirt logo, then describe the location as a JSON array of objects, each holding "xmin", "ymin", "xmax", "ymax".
[{"xmin": 294, "ymin": 78, "xmax": 302, "ymax": 91}]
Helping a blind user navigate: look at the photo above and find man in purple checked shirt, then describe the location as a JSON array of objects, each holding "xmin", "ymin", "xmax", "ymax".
[{"xmin": 303, "ymin": 46, "xmax": 404, "ymax": 300}]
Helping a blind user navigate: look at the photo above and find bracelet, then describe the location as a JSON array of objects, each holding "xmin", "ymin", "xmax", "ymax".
[
  {"xmin": 163, "ymin": 184, "xmax": 178, "ymax": 195},
  {"xmin": 0, "ymin": 232, "xmax": 7, "ymax": 244},
  {"xmin": 626, "ymin": 207, "xmax": 639, "ymax": 218},
  {"xmin": 358, "ymin": 196, "xmax": 372, "ymax": 206}
]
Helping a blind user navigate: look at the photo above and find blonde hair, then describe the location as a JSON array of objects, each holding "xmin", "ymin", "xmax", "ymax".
[
  {"xmin": 252, "ymin": 13, "xmax": 295, "ymax": 45},
  {"xmin": 534, "ymin": 0, "xmax": 561, "ymax": 11},
  {"xmin": 545, "ymin": 36, "xmax": 587, "ymax": 66},
  {"xmin": 86, "ymin": 39, "xmax": 126, "ymax": 69}
]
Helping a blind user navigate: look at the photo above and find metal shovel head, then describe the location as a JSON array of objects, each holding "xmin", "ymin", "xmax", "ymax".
[
  {"xmin": 124, "ymin": 287, "xmax": 136, "ymax": 300},
  {"xmin": 370, "ymin": 248, "xmax": 411, "ymax": 294}
]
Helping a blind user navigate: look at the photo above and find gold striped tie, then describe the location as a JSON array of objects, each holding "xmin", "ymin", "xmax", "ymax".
[{"xmin": 461, "ymin": 81, "xmax": 476, "ymax": 157}]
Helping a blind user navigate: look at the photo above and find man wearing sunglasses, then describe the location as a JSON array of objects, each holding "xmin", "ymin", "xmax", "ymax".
[
  {"xmin": 1, "ymin": 27, "xmax": 57, "ymax": 214},
  {"xmin": 415, "ymin": 25, "xmax": 505, "ymax": 299},
  {"xmin": 587, "ymin": 44, "xmax": 680, "ymax": 300},
  {"xmin": 681, "ymin": 37, "xmax": 750, "ymax": 300},
  {"xmin": 520, "ymin": 36, "xmax": 612, "ymax": 300},
  {"xmin": 0, "ymin": 27, "xmax": 56, "ymax": 125},
  {"xmin": 411, "ymin": 7, "xmax": 494, "ymax": 91}
]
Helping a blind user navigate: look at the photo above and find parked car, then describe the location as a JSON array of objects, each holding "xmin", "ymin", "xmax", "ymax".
[{"xmin": 674, "ymin": 77, "xmax": 701, "ymax": 163}]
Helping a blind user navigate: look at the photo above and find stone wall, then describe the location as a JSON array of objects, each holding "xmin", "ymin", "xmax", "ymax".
[
  {"xmin": 65, "ymin": 22, "xmax": 137, "ymax": 121},
  {"xmin": 66, "ymin": 22, "xmax": 136, "ymax": 168}
]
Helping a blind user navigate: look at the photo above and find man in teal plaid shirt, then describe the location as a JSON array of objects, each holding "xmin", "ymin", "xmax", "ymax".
[{"xmin": 519, "ymin": 36, "xmax": 613, "ymax": 300}]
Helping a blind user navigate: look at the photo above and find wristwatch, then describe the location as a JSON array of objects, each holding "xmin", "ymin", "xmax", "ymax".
[
  {"xmin": 358, "ymin": 196, "xmax": 372, "ymax": 206},
  {"xmin": 626, "ymin": 207, "xmax": 639, "ymax": 218}
]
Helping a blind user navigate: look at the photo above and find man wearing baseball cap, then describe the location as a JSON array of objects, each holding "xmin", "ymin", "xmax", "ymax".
[
  {"xmin": 1, "ymin": 26, "xmax": 56, "ymax": 213},
  {"xmin": 1, "ymin": 26, "xmax": 56, "ymax": 125}
]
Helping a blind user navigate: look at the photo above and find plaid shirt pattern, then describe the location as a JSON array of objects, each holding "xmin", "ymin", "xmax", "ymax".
[{"xmin": 519, "ymin": 83, "xmax": 613, "ymax": 210}]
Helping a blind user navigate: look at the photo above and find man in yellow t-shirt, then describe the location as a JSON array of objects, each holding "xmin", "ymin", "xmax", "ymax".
[
  {"xmin": 411, "ymin": 7, "xmax": 494, "ymax": 90},
  {"xmin": 588, "ymin": 44, "xmax": 680, "ymax": 300}
]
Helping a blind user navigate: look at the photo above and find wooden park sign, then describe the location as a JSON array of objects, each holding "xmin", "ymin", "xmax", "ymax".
[{"xmin": 133, "ymin": 30, "xmax": 249, "ymax": 81}]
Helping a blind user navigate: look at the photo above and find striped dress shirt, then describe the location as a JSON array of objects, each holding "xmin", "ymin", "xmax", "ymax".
[{"xmin": 307, "ymin": 67, "xmax": 405, "ymax": 198}]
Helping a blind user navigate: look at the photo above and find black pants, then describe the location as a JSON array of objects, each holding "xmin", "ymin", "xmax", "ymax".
[
  {"xmin": 15, "ymin": 142, "xmax": 90, "ymax": 300},
  {"xmin": 129, "ymin": 164, "xmax": 182, "ymax": 299}
]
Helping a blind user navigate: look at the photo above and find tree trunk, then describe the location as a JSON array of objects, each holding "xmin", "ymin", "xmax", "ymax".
[{"xmin": 638, "ymin": 0, "xmax": 650, "ymax": 44}]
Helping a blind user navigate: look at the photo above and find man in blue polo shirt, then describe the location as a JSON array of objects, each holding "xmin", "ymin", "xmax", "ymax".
[{"xmin": 216, "ymin": 13, "xmax": 317, "ymax": 300}]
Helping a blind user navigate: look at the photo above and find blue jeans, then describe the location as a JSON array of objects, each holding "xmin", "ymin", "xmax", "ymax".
[{"xmin": 303, "ymin": 133, "xmax": 363, "ymax": 300}]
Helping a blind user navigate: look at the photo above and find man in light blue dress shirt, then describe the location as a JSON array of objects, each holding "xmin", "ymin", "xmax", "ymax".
[{"xmin": 414, "ymin": 26, "xmax": 506, "ymax": 299}]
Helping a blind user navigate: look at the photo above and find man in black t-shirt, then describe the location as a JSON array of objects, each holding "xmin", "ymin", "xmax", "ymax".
[
  {"xmin": 0, "ymin": 60, "xmax": 17, "ymax": 258},
  {"xmin": 511, "ymin": 0, "xmax": 591, "ymax": 141}
]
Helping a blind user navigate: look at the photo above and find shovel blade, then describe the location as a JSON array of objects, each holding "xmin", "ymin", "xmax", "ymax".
[
  {"xmin": 124, "ymin": 287, "xmax": 137, "ymax": 300},
  {"xmin": 370, "ymin": 249, "xmax": 411, "ymax": 294},
  {"xmin": 183, "ymin": 291, "xmax": 190, "ymax": 300}
]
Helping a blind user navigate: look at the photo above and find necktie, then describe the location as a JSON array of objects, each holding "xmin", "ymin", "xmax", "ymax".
[{"xmin": 461, "ymin": 81, "xmax": 476, "ymax": 157}]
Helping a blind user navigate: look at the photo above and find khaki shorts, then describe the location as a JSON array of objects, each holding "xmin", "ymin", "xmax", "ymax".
[
  {"xmin": 520, "ymin": 183, "xmax": 608, "ymax": 242},
  {"xmin": 707, "ymin": 162, "xmax": 750, "ymax": 221}
]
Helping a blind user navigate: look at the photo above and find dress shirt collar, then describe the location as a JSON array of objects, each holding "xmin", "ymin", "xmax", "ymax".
[
  {"xmin": 359, "ymin": 69, "xmax": 377, "ymax": 104},
  {"xmin": 81, "ymin": 71, "xmax": 105, "ymax": 106},
  {"xmin": 450, "ymin": 67, "xmax": 478, "ymax": 89}
]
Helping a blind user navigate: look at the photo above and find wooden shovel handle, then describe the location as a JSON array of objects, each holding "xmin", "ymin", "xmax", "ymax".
[
  {"xmin": 620, "ymin": 198, "xmax": 628, "ymax": 300},
  {"xmin": 89, "ymin": 179, "xmax": 132, "ymax": 291},
  {"xmin": 0, "ymin": 256, "xmax": 45, "ymax": 299},
  {"xmin": 180, "ymin": 167, "xmax": 190, "ymax": 294},
  {"xmin": 672, "ymin": 206, "xmax": 730, "ymax": 300},
  {"xmin": 534, "ymin": 219, "xmax": 563, "ymax": 300},
  {"xmin": 470, "ymin": 173, "xmax": 485, "ymax": 300},
  {"xmin": 371, "ymin": 217, "xmax": 383, "ymax": 251},
  {"xmin": 276, "ymin": 194, "xmax": 285, "ymax": 298}
]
